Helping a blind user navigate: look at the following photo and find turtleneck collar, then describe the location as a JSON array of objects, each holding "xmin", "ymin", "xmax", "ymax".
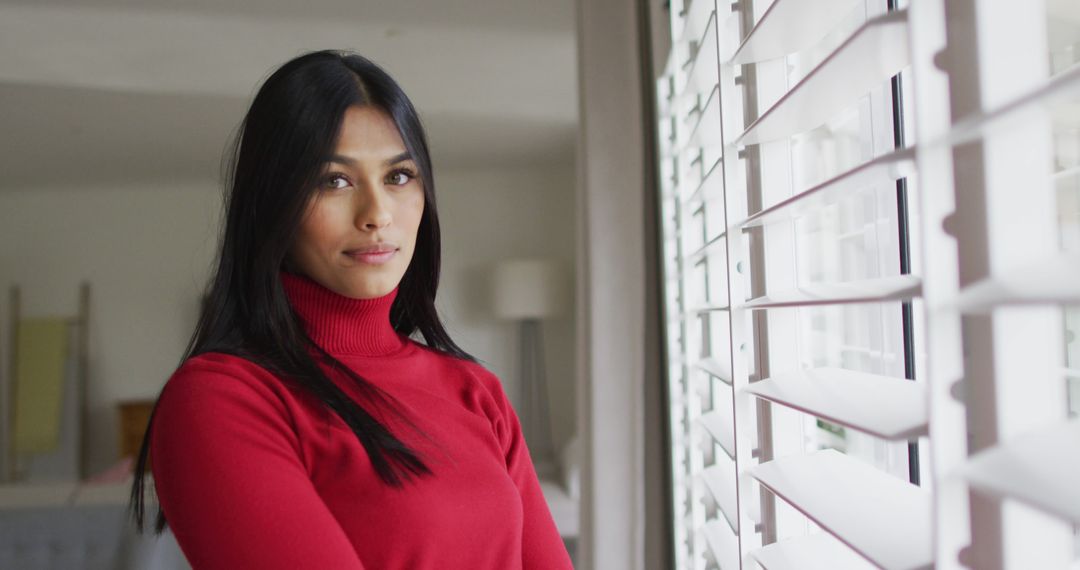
[{"xmin": 279, "ymin": 270, "xmax": 409, "ymax": 357}]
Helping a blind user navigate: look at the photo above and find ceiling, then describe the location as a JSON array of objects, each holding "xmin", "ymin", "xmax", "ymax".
[
  {"xmin": 0, "ymin": 1, "xmax": 579, "ymax": 189},
  {"xmin": 0, "ymin": 0, "xmax": 576, "ymax": 32}
]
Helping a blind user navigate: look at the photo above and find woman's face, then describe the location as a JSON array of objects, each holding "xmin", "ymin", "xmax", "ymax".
[{"xmin": 285, "ymin": 105, "xmax": 425, "ymax": 299}]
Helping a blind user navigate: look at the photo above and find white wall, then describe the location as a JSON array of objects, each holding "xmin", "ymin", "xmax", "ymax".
[
  {"xmin": 0, "ymin": 164, "xmax": 577, "ymax": 478},
  {"xmin": 575, "ymin": 0, "xmax": 649, "ymax": 567},
  {"xmin": 436, "ymin": 166, "xmax": 579, "ymax": 454},
  {"xmin": 0, "ymin": 181, "xmax": 222, "ymax": 477}
]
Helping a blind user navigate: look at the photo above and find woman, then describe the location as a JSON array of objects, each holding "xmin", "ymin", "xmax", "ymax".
[{"xmin": 128, "ymin": 49, "xmax": 574, "ymax": 569}]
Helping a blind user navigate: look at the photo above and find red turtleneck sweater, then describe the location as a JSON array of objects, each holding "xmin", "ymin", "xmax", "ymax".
[{"xmin": 149, "ymin": 271, "xmax": 574, "ymax": 569}]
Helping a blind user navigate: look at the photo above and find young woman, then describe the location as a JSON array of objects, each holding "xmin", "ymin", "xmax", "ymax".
[{"xmin": 128, "ymin": 49, "xmax": 574, "ymax": 569}]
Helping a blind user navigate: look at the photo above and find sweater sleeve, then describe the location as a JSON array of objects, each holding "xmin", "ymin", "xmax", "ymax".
[
  {"xmin": 149, "ymin": 357, "xmax": 366, "ymax": 570},
  {"xmin": 482, "ymin": 370, "xmax": 575, "ymax": 569}
]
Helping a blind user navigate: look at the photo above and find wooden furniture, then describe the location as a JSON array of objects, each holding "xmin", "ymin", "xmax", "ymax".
[{"xmin": 117, "ymin": 400, "xmax": 155, "ymax": 471}]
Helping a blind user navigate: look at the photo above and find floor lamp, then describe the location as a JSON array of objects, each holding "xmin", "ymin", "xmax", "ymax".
[{"xmin": 492, "ymin": 259, "xmax": 567, "ymax": 479}]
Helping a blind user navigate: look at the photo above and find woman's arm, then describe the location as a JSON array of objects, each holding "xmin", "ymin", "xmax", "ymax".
[
  {"xmin": 150, "ymin": 358, "xmax": 366, "ymax": 570},
  {"xmin": 483, "ymin": 371, "xmax": 575, "ymax": 569}
]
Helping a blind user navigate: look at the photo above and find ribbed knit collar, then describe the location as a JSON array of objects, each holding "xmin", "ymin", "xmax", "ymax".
[{"xmin": 279, "ymin": 270, "xmax": 408, "ymax": 357}]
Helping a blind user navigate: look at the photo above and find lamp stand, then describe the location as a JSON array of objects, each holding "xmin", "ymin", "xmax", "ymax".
[{"xmin": 518, "ymin": 318, "xmax": 556, "ymax": 479}]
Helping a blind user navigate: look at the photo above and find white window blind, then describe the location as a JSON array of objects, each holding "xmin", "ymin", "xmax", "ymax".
[{"xmin": 655, "ymin": 0, "xmax": 1080, "ymax": 569}]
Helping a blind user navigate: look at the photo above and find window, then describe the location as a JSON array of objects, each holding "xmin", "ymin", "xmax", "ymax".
[{"xmin": 655, "ymin": 0, "xmax": 1080, "ymax": 568}]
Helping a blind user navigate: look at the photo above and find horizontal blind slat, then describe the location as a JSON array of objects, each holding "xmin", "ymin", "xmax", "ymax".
[
  {"xmin": 695, "ymin": 356, "xmax": 732, "ymax": 384},
  {"xmin": 686, "ymin": 302, "xmax": 731, "ymax": 315},
  {"xmin": 680, "ymin": 10, "xmax": 719, "ymax": 98},
  {"xmin": 685, "ymin": 231, "xmax": 726, "ymax": 265},
  {"xmin": 680, "ymin": 85, "xmax": 722, "ymax": 152},
  {"xmin": 685, "ymin": 156, "xmax": 723, "ymax": 206},
  {"xmin": 749, "ymin": 449, "xmax": 933, "ymax": 570},
  {"xmin": 959, "ymin": 418, "xmax": 1080, "ymax": 524},
  {"xmin": 743, "ymin": 368, "xmax": 928, "ymax": 440},
  {"xmin": 740, "ymin": 274, "xmax": 922, "ymax": 309},
  {"xmin": 950, "ymin": 253, "xmax": 1080, "ymax": 312},
  {"xmin": 750, "ymin": 532, "xmax": 877, "ymax": 570},
  {"xmin": 700, "ymin": 462, "xmax": 739, "ymax": 534},
  {"xmin": 673, "ymin": 0, "xmax": 714, "ymax": 48},
  {"xmin": 702, "ymin": 518, "xmax": 740, "ymax": 570},
  {"xmin": 728, "ymin": 0, "xmax": 862, "ymax": 64},
  {"xmin": 940, "ymin": 61, "xmax": 1080, "ymax": 148},
  {"xmin": 740, "ymin": 148, "xmax": 915, "ymax": 229},
  {"xmin": 736, "ymin": 10, "xmax": 910, "ymax": 146},
  {"xmin": 698, "ymin": 410, "xmax": 735, "ymax": 459}
]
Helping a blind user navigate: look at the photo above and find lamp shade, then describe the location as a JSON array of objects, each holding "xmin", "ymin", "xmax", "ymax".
[{"xmin": 491, "ymin": 258, "xmax": 568, "ymax": 320}]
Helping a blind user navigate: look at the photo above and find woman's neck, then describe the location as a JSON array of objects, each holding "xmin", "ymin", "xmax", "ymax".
[{"xmin": 279, "ymin": 269, "xmax": 408, "ymax": 357}]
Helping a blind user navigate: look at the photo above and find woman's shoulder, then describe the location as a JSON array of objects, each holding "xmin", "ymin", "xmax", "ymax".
[
  {"xmin": 416, "ymin": 351, "xmax": 521, "ymax": 446},
  {"xmin": 415, "ymin": 346, "xmax": 513, "ymax": 409},
  {"xmin": 149, "ymin": 353, "xmax": 308, "ymax": 480},
  {"xmin": 159, "ymin": 351, "xmax": 296, "ymax": 410},
  {"xmin": 414, "ymin": 343, "xmax": 499, "ymax": 382},
  {"xmin": 170, "ymin": 351, "xmax": 272, "ymax": 383}
]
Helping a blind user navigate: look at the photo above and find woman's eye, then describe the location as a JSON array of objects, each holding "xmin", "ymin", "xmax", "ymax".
[
  {"xmin": 324, "ymin": 174, "xmax": 349, "ymax": 189},
  {"xmin": 388, "ymin": 170, "xmax": 414, "ymax": 186}
]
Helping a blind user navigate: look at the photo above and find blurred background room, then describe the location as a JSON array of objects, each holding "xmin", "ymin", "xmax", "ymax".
[
  {"xmin": 0, "ymin": 0, "xmax": 594, "ymax": 568},
  {"xmin": 4, "ymin": 0, "xmax": 1079, "ymax": 569}
]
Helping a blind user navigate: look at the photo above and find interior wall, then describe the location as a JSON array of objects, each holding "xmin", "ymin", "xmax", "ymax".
[
  {"xmin": 0, "ymin": 181, "xmax": 222, "ymax": 478},
  {"xmin": 576, "ymin": 0, "xmax": 649, "ymax": 567},
  {"xmin": 431, "ymin": 165, "xmax": 579, "ymax": 454},
  {"xmin": 0, "ymin": 163, "xmax": 577, "ymax": 479}
]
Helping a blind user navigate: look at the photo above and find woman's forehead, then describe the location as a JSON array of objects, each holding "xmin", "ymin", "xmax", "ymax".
[{"xmin": 329, "ymin": 106, "xmax": 409, "ymax": 163}]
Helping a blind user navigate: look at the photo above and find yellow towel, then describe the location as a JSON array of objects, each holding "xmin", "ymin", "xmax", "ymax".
[{"xmin": 13, "ymin": 318, "xmax": 70, "ymax": 454}]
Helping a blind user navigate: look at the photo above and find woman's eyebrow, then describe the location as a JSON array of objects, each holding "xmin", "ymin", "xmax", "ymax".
[
  {"xmin": 325, "ymin": 151, "xmax": 413, "ymax": 166},
  {"xmin": 383, "ymin": 151, "xmax": 413, "ymax": 165}
]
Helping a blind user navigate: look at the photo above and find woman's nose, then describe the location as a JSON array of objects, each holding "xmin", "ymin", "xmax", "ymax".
[{"xmin": 354, "ymin": 187, "xmax": 393, "ymax": 230}]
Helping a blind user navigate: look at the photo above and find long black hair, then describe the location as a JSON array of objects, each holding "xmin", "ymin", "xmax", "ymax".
[{"xmin": 129, "ymin": 49, "xmax": 476, "ymax": 534}]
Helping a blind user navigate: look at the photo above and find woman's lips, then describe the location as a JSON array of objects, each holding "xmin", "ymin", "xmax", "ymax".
[{"xmin": 345, "ymin": 249, "xmax": 397, "ymax": 265}]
